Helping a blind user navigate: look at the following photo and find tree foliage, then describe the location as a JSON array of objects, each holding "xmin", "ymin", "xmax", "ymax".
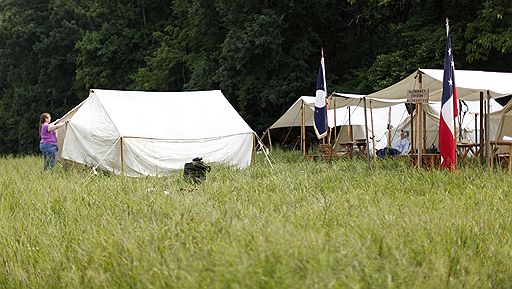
[{"xmin": 0, "ymin": 0, "xmax": 511, "ymax": 154}]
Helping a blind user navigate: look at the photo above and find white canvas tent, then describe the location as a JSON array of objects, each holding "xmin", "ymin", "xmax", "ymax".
[
  {"xmin": 268, "ymin": 95, "xmax": 408, "ymax": 153},
  {"xmin": 369, "ymin": 69, "xmax": 512, "ymax": 101},
  {"xmin": 334, "ymin": 104, "xmax": 408, "ymax": 150},
  {"xmin": 268, "ymin": 93, "xmax": 401, "ymax": 130},
  {"xmin": 57, "ymin": 89, "xmax": 255, "ymax": 177}
]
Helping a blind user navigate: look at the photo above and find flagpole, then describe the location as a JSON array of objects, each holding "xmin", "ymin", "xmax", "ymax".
[
  {"xmin": 417, "ymin": 71, "xmax": 423, "ymax": 168},
  {"xmin": 449, "ymin": 18, "xmax": 458, "ymax": 171},
  {"xmin": 333, "ymin": 94, "xmax": 337, "ymax": 146},
  {"xmin": 322, "ymin": 49, "xmax": 329, "ymax": 147}
]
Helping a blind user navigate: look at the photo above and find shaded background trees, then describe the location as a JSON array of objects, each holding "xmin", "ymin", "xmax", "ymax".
[{"xmin": 0, "ymin": 0, "xmax": 510, "ymax": 154}]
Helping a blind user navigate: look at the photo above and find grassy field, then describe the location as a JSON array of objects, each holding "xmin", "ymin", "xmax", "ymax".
[{"xmin": 1, "ymin": 151, "xmax": 511, "ymax": 288}]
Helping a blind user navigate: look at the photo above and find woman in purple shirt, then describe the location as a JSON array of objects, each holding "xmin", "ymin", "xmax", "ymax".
[{"xmin": 39, "ymin": 113, "xmax": 68, "ymax": 170}]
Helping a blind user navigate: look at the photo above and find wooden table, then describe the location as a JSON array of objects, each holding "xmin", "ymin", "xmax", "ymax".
[
  {"xmin": 490, "ymin": 141, "xmax": 512, "ymax": 172},
  {"xmin": 410, "ymin": 153, "xmax": 441, "ymax": 169},
  {"xmin": 335, "ymin": 141, "xmax": 367, "ymax": 158},
  {"xmin": 456, "ymin": 143, "xmax": 481, "ymax": 163}
]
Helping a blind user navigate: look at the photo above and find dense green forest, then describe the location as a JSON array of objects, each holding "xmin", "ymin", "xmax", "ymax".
[{"xmin": 1, "ymin": 0, "xmax": 511, "ymax": 154}]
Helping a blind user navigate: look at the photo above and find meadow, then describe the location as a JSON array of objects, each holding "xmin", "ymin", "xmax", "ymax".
[{"xmin": 1, "ymin": 151, "xmax": 511, "ymax": 289}]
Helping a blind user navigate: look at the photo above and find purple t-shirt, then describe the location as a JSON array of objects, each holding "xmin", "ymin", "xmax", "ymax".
[{"xmin": 40, "ymin": 124, "xmax": 57, "ymax": 145}]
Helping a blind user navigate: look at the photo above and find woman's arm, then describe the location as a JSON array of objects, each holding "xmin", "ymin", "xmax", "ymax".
[{"xmin": 48, "ymin": 119, "xmax": 69, "ymax": 132}]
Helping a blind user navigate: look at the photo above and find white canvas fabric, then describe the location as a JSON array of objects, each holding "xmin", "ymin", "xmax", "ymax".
[
  {"xmin": 495, "ymin": 100, "xmax": 512, "ymax": 142},
  {"xmin": 268, "ymin": 94, "xmax": 399, "ymax": 130},
  {"xmin": 269, "ymin": 95, "xmax": 408, "ymax": 152},
  {"xmin": 269, "ymin": 96, "xmax": 316, "ymax": 129},
  {"xmin": 369, "ymin": 69, "xmax": 512, "ymax": 101},
  {"xmin": 58, "ymin": 89, "xmax": 254, "ymax": 176},
  {"xmin": 388, "ymin": 104, "xmax": 440, "ymax": 149},
  {"xmin": 334, "ymin": 104, "xmax": 408, "ymax": 151},
  {"xmin": 429, "ymin": 99, "xmax": 503, "ymax": 143}
]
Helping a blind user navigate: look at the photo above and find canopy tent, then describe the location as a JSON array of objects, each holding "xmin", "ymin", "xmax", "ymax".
[
  {"xmin": 268, "ymin": 94, "xmax": 400, "ymax": 130},
  {"xmin": 368, "ymin": 69, "xmax": 512, "ymax": 101},
  {"xmin": 334, "ymin": 104, "xmax": 408, "ymax": 150},
  {"xmin": 57, "ymin": 89, "xmax": 255, "ymax": 177},
  {"xmin": 268, "ymin": 96, "xmax": 315, "ymax": 130},
  {"xmin": 267, "ymin": 95, "xmax": 409, "ymax": 153},
  {"xmin": 331, "ymin": 92, "xmax": 404, "ymax": 109}
]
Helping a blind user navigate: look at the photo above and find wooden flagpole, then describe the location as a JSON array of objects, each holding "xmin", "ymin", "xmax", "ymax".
[
  {"xmin": 417, "ymin": 71, "xmax": 423, "ymax": 168},
  {"xmin": 333, "ymin": 95, "xmax": 337, "ymax": 146}
]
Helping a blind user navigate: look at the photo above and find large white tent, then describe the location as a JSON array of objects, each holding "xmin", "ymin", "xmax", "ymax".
[
  {"xmin": 57, "ymin": 89, "xmax": 255, "ymax": 177},
  {"xmin": 368, "ymin": 69, "xmax": 512, "ymax": 101}
]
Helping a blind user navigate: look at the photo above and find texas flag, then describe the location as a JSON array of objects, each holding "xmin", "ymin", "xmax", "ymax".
[
  {"xmin": 313, "ymin": 54, "xmax": 327, "ymax": 139},
  {"xmin": 439, "ymin": 19, "xmax": 458, "ymax": 169}
]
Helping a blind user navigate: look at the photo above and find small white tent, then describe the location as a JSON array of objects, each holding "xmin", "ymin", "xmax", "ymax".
[{"xmin": 58, "ymin": 89, "xmax": 254, "ymax": 177}]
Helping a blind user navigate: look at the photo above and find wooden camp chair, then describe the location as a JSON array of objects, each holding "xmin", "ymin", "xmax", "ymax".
[{"xmin": 490, "ymin": 141, "xmax": 512, "ymax": 172}]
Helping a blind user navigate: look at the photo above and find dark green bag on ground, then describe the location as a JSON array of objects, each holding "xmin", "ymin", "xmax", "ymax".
[{"xmin": 183, "ymin": 157, "xmax": 211, "ymax": 183}]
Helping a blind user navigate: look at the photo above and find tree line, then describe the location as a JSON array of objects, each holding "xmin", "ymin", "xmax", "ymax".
[{"xmin": 1, "ymin": 0, "xmax": 511, "ymax": 154}]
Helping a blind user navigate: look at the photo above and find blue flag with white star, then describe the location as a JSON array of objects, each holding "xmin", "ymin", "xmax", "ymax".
[{"xmin": 313, "ymin": 56, "xmax": 327, "ymax": 139}]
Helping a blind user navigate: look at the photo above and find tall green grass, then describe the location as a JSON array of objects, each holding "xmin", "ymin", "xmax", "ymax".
[{"xmin": 0, "ymin": 152, "xmax": 511, "ymax": 288}]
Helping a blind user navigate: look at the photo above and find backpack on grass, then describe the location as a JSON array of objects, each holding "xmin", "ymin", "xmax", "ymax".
[{"xmin": 183, "ymin": 157, "xmax": 211, "ymax": 183}]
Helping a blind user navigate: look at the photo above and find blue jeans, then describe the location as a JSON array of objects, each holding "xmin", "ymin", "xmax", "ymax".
[{"xmin": 40, "ymin": 143, "xmax": 58, "ymax": 170}]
